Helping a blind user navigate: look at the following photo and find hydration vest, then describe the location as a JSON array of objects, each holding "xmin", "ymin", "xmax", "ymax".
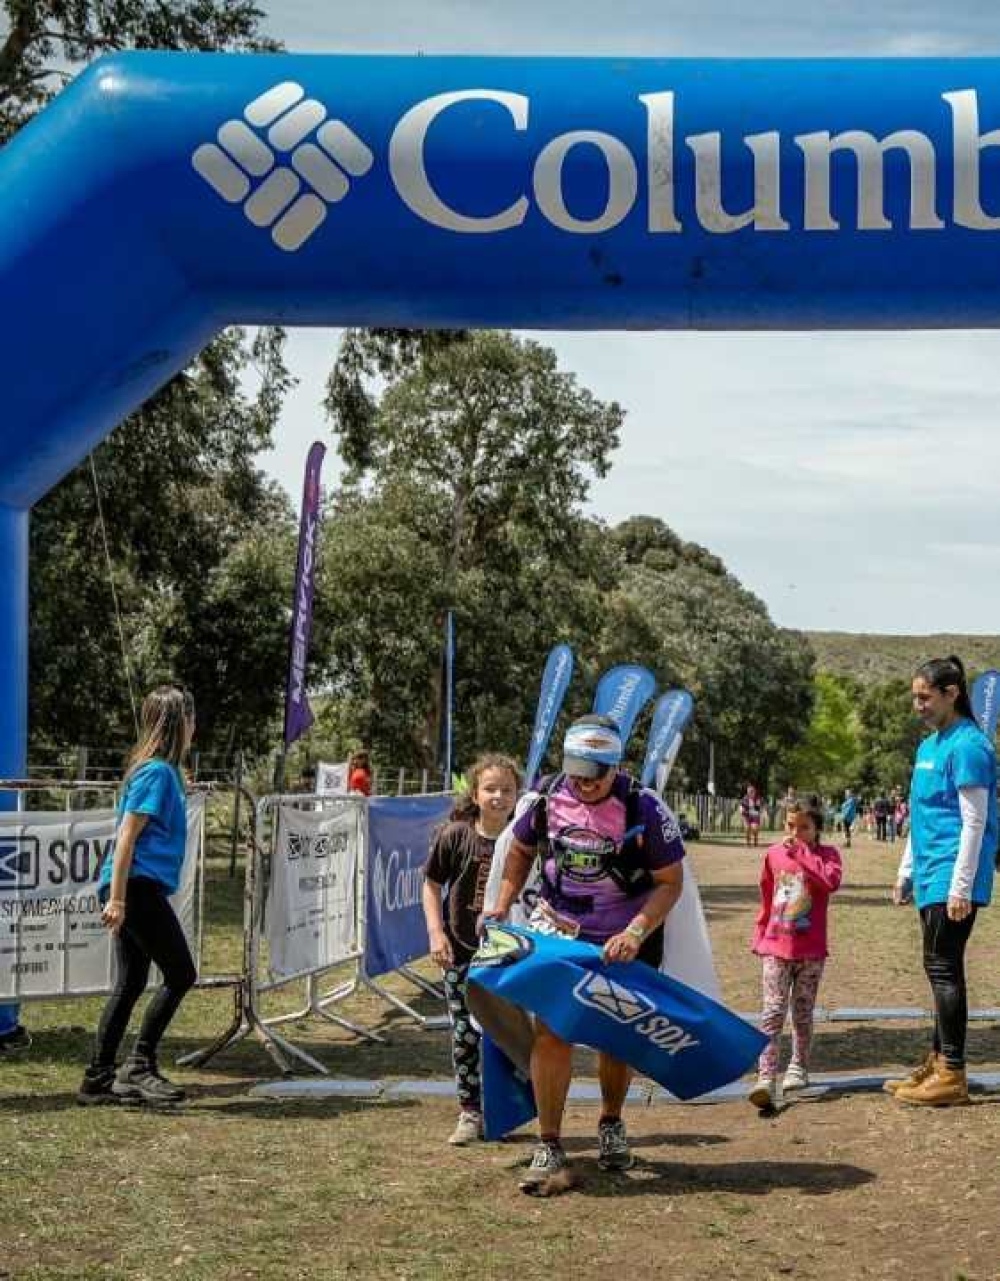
[{"xmin": 533, "ymin": 772, "xmax": 654, "ymax": 901}]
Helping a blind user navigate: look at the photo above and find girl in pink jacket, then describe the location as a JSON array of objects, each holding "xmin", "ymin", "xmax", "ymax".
[{"xmin": 749, "ymin": 797, "xmax": 843, "ymax": 1109}]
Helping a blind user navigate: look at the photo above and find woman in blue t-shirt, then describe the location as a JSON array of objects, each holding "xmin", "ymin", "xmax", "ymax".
[
  {"xmin": 78, "ymin": 686, "xmax": 198, "ymax": 1107},
  {"xmin": 888, "ymin": 656, "xmax": 997, "ymax": 1107}
]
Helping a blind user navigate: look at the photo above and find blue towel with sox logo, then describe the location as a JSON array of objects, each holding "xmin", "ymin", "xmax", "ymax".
[{"xmin": 466, "ymin": 924, "xmax": 766, "ymax": 1140}]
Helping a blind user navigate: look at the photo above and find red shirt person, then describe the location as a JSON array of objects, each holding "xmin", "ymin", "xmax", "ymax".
[{"xmin": 348, "ymin": 750, "xmax": 372, "ymax": 796}]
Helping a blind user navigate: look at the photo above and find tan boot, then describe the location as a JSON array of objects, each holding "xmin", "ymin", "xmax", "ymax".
[
  {"xmin": 882, "ymin": 1051, "xmax": 939, "ymax": 1095},
  {"xmin": 895, "ymin": 1063, "xmax": 970, "ymax": 1107}
]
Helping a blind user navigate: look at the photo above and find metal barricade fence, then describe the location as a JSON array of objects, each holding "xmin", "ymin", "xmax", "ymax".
[
  {"xmin": 663, "ymin": 790, "xmax": 763, "ymax": 836},
  {"xmin": 0, "ymin": 777, "xmax": 255, "ymax": 1069},
  {"xmin": 244, "ymin": 792, "xmax": 382, "ymax": 1075}
]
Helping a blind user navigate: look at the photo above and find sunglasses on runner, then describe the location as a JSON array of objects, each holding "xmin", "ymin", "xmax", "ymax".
[{"xmin": 567, "ymin": 763, "xmax": 613, "ymax": 783}]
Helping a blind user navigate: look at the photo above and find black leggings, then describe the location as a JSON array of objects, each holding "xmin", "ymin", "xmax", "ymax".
[
  {"xmin": 921, "ymin": 901, "xmax": 978, "ymax": 1068},
  {"xmin": 637, "ymin": 924, "xmax": 665, "ymax": 969},
  {"xmin": 93, "ymin": 878, "xmax": 197, "ymax": 1067}
]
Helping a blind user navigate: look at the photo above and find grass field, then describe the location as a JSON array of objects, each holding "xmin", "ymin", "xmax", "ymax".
[{"xmin": 2, "ymin": 835, "xmax": 1000, "ymax": 1281}]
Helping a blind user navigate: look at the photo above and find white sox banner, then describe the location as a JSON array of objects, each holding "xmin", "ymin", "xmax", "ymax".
[
  {"xmin": 315, "ymin": 760, "xmax": 349, "ymax": 795},
  {"xmin": 0, "ymin": 797, "xmax": 204, "ymax": 1000},
  {"xmin": 265, "ymin": 801, "xmax": 360, "ymax": 979}
]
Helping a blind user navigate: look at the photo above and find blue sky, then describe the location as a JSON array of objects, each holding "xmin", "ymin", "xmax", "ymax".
[{"xmin": 257, "ymin": 2, "xmax": 1000, "ymax": 636}]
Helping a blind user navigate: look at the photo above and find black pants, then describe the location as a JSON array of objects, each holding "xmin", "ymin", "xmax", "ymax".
[
  {"xmin": 921, "ymin": 901, "xmax": 977, "ymax": 1068},
  {"xmin": 442, "ymin": 961, "xmax": 481, "ymax": 1111},
  {"xmin": 637, "ymin": 924, "xmax": 665, "ymax": 969},
  {"xmin": 93, "ymin": 877, "xmax": 197, "ymax": 1068}
]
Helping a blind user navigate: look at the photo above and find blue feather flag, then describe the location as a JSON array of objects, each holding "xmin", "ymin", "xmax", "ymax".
[
  {"xmin": 525, "ymin": 644, "xmax": 575, "ymax": 785},
  {"xmin": 592, "ymin": 664, "xmax": 657, "ymax": 746},
  {"xmin": 640, "ymin": 690, "xmax": 695, "ymax": 789},
  {"xmin": 972, "ymin": 668, "xmax": 1000, "ymax": 739}
]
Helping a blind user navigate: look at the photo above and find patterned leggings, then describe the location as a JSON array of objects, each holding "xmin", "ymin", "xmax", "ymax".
[
  {"xmin": 758, "ymin": 955, "xmax": 825, "ymax": 1078},
  {"xmin": 443, "ymin": 962, "xmax": 481, "ymax": 1112}
]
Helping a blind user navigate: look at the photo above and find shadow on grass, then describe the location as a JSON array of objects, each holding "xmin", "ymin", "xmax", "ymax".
[
  {"xmin": 0, "ymin": 1078, "xmax": 419, "ymax": 1121},
  {"xmin": 578, "ymin": 1156, "xmax": 876, "ymax": 1197},
  {"xmin": 188, "ymin": 1091, "xmax": 420, "ymax": 1121},
  {"xmin": 697, "ymin": 884, "xmax": 760, "ymax": 920},
  {"xmin": 809, "ymin": 1021, "xmax": 1000, "ymax": 1071},
  {"xmin": 6, "ymin": 1010, "xmax": 456, "ymax": 1079},
  {"xmin": 699, "ymin": 880, "xmax": 902, "ymax": 916}
]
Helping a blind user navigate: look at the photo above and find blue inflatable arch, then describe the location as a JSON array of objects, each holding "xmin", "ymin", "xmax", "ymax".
[{"xmin": 5, "ymin": 50, "xmax": 1000, "ymax": 773}]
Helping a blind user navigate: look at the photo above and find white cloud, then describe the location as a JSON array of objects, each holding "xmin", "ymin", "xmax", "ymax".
[{"xmin": 259, "ymin": 1, "xmax": 1000, "ymax": 636}]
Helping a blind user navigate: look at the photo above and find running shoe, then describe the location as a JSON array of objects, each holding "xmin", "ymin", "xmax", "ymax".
[
  {"xmin": 597, "ymin": 1117, "xmax": 634, "ymax": 1171},
  {"xmin": 518, "ymin": 1140, "xmax": 568, "ymax": 1191},
  {"xmin": 748, "ymin": 1076, "xmax": 776, "ymax": 1110},
  {"xmin": 447, "ymin": 1110, "xmax": 483, "ymax": 1146},
  {"xmin": 77, "ymin": 1064, "xmax": 118, "ymax": 1107},
  {"xmin": 782, "ymin": 1063, "xmax": 810, "ymax": 1093},
  {"xmin": 0, "ymin": 1024, "xmax": 31, "ymax": 1054},
  {"xmin": 112, "ymin": 1055, "xmax": 186, "ymax": 1105}
]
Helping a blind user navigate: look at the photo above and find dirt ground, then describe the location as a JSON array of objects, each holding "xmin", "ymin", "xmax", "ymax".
[{"xmin": 2, "ymin": 833, "xmax": 1000, "ymax": 1281}]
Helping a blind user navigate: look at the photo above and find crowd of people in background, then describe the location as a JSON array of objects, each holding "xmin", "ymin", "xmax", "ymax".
[{"xmin": 739, "ymin": 782, "xmax": 910, "ymax": 849}]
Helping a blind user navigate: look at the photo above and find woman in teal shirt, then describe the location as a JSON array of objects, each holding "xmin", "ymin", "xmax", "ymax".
[
  {"xmin": 888, "ymin": 656, "xmax": 997, "ymax": 1107},
  {"xmin": 78, "ymin": 686, "xmax": 197, "ymax": 1107}
]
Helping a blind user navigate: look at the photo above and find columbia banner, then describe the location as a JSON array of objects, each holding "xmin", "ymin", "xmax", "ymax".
[
  {"xmin": 0, "ymin": 798, "xmax": 204, "ymax": 1000},
  {"xmin": 641, "ymin": 690, "xmax": 695, "ymax": 789},
  {"xmin": 265, "ymin": 801, "xmax": 361, "ymax": 978},
  {"xmin": 972, "ymin": 669, "xmax": 1000, "ymax": 740},
  {"xmin": 467, "ymin": 924, "xmax": 765, "ymax": 1139},
  {"xmin": 525, "ymin": 644, "xmax": 575, "ymax": 785},
  {"xmin": 363, "ymin": 794, "xmax": 453, "ymax": 979},
  {"xmin": 592, "ymin": 664, "xmax": 657, "ymax": 745}
]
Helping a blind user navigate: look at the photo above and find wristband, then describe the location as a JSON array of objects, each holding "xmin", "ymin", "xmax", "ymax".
[
  {"xmin": 625, "ymin": 922, "xmax": 647, "ymax": 942},
  {"xmin": 108, "ymin": 899, "xmax": 126, "ymax": 909}
]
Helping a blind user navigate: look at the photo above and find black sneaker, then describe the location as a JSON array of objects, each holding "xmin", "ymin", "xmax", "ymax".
[
  {"xmin": 518, "ymin": 1139, "xmax": 568, "ymax": 1191},
  {"xmin": 0, "ymin": 1024, "xmax": 31, "ymax": 1054},
  {"xmin": 77, "ymin": 1064, "xmax": 119, "ymax": 1107},
  {"xmin": 597, "ymin": 1117, "xmax": 634, "ymax": 1171},
  {"xmin": 112, "ymin": 1056, "xmax": 186, "ymax": 1105}
]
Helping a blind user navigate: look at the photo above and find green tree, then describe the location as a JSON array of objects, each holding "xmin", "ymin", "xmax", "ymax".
[
  {"xmin": 608, "ymin": 516, "xmax": 815, "ymax": 794},
  {"xmin": 784, "ymin": 671, "xmax": 863, "ymax": 797},
  {"xmin": 29, "ymin": 329, "xmax": 295, "ymax": 754},
  {"xmin": 4, "ymin": 3, "xmax": 297, "ymax": 759},
  {"xmin": 321, "ymin": 330, "xmax": 624, "ymax": 769},
  {"xmin": 857, "ymin": 678, "xmax": 922, "ymax": 793}
]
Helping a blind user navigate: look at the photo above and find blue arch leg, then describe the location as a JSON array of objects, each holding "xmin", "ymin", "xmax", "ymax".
[{"xmin": 0, "ymin": 505, "xmax": 28, "ymax": 1036}]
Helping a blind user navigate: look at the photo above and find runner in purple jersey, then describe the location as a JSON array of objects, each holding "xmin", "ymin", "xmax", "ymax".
[
  {"xmin": 511, "ymin": 763, "xmax": 685, "ymax": 944},
  {"xmin": 493, "ymin": 713, "xmax": 685, "ymax": 1190}
]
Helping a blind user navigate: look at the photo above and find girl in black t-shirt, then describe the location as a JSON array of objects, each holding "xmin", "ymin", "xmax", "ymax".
[{"xmin": 422, "ymin": 754, "xmax": 519, "ymax": 1146}]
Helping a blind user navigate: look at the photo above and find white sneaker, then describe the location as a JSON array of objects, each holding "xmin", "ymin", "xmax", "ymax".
[
  {"xmin": 447, "ymin": 1110, "xmax": 483, "ymax": 1146},
  {"xmin": 518, "ymin": 1139, "xmax": 568, "ymax": 1191},
  {"xmin": 782, "ymin": 1063, "xmax": 809, "ymax": 1092},
  {"xmin": 748, "ymin": 1076, "xmax": 776, "ymax": 1110}
]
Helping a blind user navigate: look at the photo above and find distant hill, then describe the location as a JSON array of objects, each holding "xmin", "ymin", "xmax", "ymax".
[{"xmin": 804, "ymin": 632, "xmax": 1000, "ymax": 684}]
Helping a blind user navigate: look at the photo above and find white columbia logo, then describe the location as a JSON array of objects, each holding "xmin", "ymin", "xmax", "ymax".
[
  {"xmin": 192, "ymin": 81, "xmax": 374, "ymax": 252},
  {"xmin": 573, "ymin": 972, "xmax": 654, "ymax": 1025}
]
